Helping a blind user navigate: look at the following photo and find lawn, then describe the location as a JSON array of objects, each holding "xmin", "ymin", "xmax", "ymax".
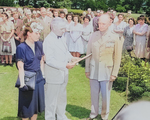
[{"xmin": 0, "ymin": 64, "xmax": 126, "ymax": 120}]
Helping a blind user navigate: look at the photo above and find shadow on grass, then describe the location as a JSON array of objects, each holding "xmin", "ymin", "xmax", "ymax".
[
  {"xmin": 66, "ymin": 104, "xmax": 90, "ymax": 119},
  {"xmin": 0, "ymin": 117, "xmax": 21, "ymax": 120},
  {"xmin": 0, "ymin": 105, "xmax": 90, "ymax": 120},
  {"xmin": 0, "ymin": 113, "xmax": 44, "ymax": 120}
]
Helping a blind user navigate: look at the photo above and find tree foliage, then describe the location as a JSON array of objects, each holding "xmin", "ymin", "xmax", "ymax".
[
  {"xmin": 0, "ymin": 0, "xmax": 14, "ymax": 6},
  {"xmin": 0, "ymin": 0, "xmax": 150, "ymax": 14}
]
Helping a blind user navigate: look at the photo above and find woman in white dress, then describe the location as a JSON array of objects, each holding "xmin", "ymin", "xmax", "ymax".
[
  {"xmin": 82, "ymin": 16, "xmax": 93, "ymax": 54},
  {"xmin": 0, "ymin": 12, "xmax": 16, "ymax": 65},
  {"xmin": 114, "ymin": 14, "xmax": 127, "ymax": 39},
  {"xmin": 133, "ymin": 17, "xmax": 148, "ymax": 59},
  {"xmin": 64, "ymin": 14, "xmax": 74, "ymax": 48},
  {"xmin": 69, "ymin": 15, "xmax": 83, "ymax": 57}
]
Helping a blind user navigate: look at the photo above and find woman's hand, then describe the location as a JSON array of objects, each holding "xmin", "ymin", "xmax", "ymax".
[
  {"xmin": 19, "ymin": 85, "xmax": 28, "ymax": 91},
  {"xmin": 19, "ymin": 83, "xmax": 26, "ymax": 88}
]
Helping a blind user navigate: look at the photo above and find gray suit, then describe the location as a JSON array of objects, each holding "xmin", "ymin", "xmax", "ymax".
[{"xmin": 43, "ymin": 32, "xmax": 73, "ymax": 120}]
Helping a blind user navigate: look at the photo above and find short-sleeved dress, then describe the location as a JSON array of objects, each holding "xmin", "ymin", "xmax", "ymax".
[
  {"xmin": 81, "ymin": 24, "xmax": 93, "ymax": 53},
  {"xmin": 16, "ymin": 41, "xmax": 45, "ymax": 118},
  {"xmin": 114, "ymin": 21, "xmax": 127, "ymax": 38},
  {"xmin": 0, "ymin": 20, "xmax": 16, "ymax": 55},
  {"xmin": 134, "ymin": 23, "xmax": 148, "ymax": 58},
  {"xmin": 68, "ymin": 23, "xmax": 84, "ymax": 54},
  {"xmin": 64, "ymin": 21, "xmax": 74, "ymax": 48}
]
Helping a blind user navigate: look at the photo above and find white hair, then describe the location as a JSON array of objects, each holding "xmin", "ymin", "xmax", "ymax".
[{"xmin": 51, "ymin": 17, "xmax": 66, "ymax": 30}]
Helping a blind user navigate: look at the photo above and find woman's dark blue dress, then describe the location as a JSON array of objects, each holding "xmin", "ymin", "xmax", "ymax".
[{"xmin": 16, "ymin": 41, "xmax": 45, "ymax": 118}]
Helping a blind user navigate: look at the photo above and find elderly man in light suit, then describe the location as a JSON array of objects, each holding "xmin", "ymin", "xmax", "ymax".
[
  {"xmin": 85, "ymin": 14, "xmax": 123, "ymax": 120},
  {"xmin": 43, "ymin": 17, "xmax": 78, "ymax": 120},
  {"xmin": 37, "ymin": 7, "xmax": 52, "ymax": 41}
]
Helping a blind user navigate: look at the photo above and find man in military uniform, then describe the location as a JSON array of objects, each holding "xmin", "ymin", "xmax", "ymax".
[{"xmin": 85, "ymin": 14, "xmax": 123, "ymax": 120}]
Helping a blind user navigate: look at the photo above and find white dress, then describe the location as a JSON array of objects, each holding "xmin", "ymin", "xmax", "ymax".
[
  {"xmin": 64, "ymin": 21, "xmax": 74, "ymax": 48},
  {"xmin": 108, "ymin": 23, "xmax": 115, "ymax": 32},
  {"xmin": 114, "ymin": 21, "xmax": 127, "ymax": 37},
  {"xmin": 81, "ymin": 24, "xmax": 93, "ymax": 53},
  {"xmin": 0, "ymin": 21, "xmax": 16, "ymax": 55},
  {"xmin": 68, "ymin": 23, "xmax": 84, "ymax": 54}
]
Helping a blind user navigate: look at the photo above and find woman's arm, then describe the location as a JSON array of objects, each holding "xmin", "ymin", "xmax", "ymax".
[
  {"xmin": 133, "ymin": 31, "xmax": 147, "ymax": 36},
  {"xmin": 17, "ymin": 61, "xmax": 25, "ymax": 88},
  {"xmin": 40, "ymin": 55, "xmax": 45, "ymax": 78},
  {"xmin": 114, "ymin": 29, "xmax": 124, "ymax": 33},
  {"xmin": 113, "ymin": 23, "xmax": 124, "ymax": 33}
]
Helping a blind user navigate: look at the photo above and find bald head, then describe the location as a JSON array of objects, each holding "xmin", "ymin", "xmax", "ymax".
[{"xmin": 98, "ymin": 14, "xmax": 111, "ymax": 32}]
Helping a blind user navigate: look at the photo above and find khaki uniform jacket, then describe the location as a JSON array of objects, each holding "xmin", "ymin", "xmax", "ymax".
[{"xmin": 85, "ymin": 30, "xmax": 123, "ymax": 81}]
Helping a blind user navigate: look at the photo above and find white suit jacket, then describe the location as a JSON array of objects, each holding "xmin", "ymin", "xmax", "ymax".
[{"xmin": 43, "ymin": 32, "xmax": 73, "ymax": 84}]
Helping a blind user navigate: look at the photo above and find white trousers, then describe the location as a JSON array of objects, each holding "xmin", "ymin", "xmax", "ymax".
[
  {"xmin": 45, "ymin": 76, "xmax": 69, "ymax": 120},
  {"xmin": 90, "ymin": 79, "xmax": 113, "ymax": 119}
]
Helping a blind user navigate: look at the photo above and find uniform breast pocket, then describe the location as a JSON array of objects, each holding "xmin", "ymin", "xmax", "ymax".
[{"xmin": 105, "ymin": 42, "xmax": 115, "ymax": 53}]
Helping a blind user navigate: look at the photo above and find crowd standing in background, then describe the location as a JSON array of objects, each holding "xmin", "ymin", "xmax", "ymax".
[
  {"xmin": 0, "ymin": 7, "xmax": 150, "ymax": 65},
  {"xmin": 0, "ymin": 6, "xmax": 150, "ymax": 120}
]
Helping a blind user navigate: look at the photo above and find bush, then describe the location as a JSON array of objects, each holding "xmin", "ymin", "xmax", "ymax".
[
  {"xmin": 79, "ymin": 54, "xmax": 86, "ymax": 67},
  {"xmin": 25, "ymin": 5, "xmax": 34, "ymax": 8},
  {"xmin": 13, "ymin": 4, "xmax": 21, "ymax": 8},
  {"xmin": 129, "ymin": 84, "xmax": 144, "ymax": 100},
  {"xmin": 113, "ymin": 77, "xmax": 127, "ymax": 92},
  {"xmin": 117, "ymin": 53, "xmax": 150, "ymax": 101},
  {"xmin": 68, "ymin": 9, "xmax": 84, "ymax": 16},
  {"xmin": 142, "ymin": 92, "xmax": 150, "ymax": 97}
]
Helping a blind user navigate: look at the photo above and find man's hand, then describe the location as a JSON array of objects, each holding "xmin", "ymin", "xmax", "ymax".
[
  {"xmin": 110, "ymin": 75, "xmax": 116, "ymax": 81},
  {"xmin": 66, "ymin": 63, "xmax": 75, "ymax": 69},
  {"xmin": 85, "ymin": 72, "xmax": 90, "ymax": 79},
  {"xmin": 147, "ymin": 47, "xmax": 150, "ymax": 52}
]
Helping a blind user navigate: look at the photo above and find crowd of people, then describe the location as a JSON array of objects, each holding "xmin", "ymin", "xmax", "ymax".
[
  {"xmin": 0, "ymin": 6, "xmax": 150, "ymax": 120},
  {"xmin": 0, "ymin": 7, "xmax": 150, "ymax": 64}
]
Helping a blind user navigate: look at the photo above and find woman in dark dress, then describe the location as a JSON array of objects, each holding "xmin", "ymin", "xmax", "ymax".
[
  {"xmin": 16, "ymin": 21, "xmax": 45, "ymax": 120},
  {"xmin": 123, "ymin": 18, "xmax": 135, "ymax": 53}
]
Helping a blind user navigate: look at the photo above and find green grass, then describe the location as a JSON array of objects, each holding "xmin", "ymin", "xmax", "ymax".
[
  {"xmin": 130, "ymin": 13, "xmax": 142, "ymax": 19},
  {"xmin": 0, "ymin": 64, "xmax": 127, "ymax": 120}
]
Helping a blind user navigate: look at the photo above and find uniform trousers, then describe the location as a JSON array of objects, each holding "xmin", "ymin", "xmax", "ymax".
[
  {"xmin": 45, "ymin": 76, "xmax": 69, "ymax": 120},
  {"xmin": 90, "ymin": 79, "xmax": 113, "ymax": 119}
]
